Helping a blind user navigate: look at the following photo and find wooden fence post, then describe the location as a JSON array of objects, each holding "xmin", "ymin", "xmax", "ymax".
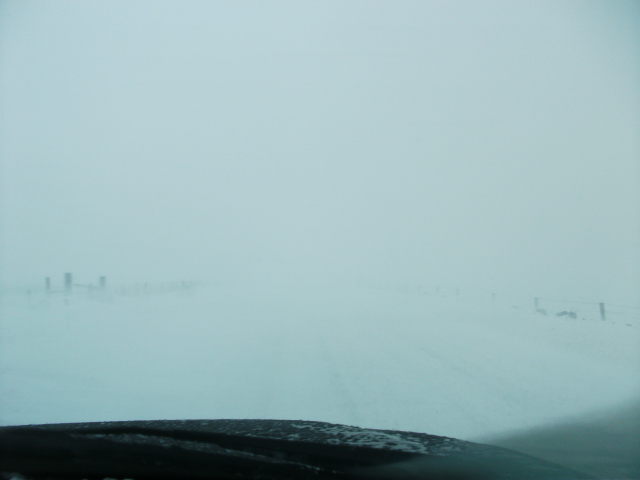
[
  {"xmin": 64, "ymin": 273, "xmax": 72, "ymax": 292},
  {"xmin": 45, "ymin": 277, "xmax": 51, "ymax": 291},
  {"xmin": 99, "ymin": 276, "xmax": 106, "ymax": 289},
  {"xmin": 599, "ymin": 302, "xmax": 606, "ymax": 321}
]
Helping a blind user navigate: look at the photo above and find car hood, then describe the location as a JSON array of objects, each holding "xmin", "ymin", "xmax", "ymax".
[{"xmin": 0, "ymin": 419, "xmax": 596, "ymax": 479}]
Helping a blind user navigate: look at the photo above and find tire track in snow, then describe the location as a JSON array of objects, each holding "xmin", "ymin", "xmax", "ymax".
[
  {"xmin": 377, "ymin": 323, "xmax": 557, "ymax": 437},
  {"xmin": 314, "ymin": 330, "xmax": 362, "ymax": 426},
  {"xmin": 307, "ymin": 315, "xmax": 492, "ymax": 437},
  {"xmin": 354, "ymin": 323, "xmax": 500, "ymax": 436},
  {"xmin": 389, "ymin": 327, "xmax": 537, "ymax": 409},
  {"xmin": 251, "ymin": 326, "xmax": 285, "ymax": 418}
]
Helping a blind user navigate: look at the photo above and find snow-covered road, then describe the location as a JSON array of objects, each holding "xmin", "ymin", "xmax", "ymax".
[{"xmin": 1, "ymin": 284, "xmax": 638, "ymax": 443}]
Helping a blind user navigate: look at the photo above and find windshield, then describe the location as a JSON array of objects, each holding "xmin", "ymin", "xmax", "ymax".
[{"xmin": 1, "ymin": 1, "xmax": 639, "ymax": 478}]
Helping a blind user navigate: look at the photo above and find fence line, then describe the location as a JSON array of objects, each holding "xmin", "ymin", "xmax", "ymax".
[
  {"xmin": 369, "ymin": 282, "xmax": 639, "ymax": 325},
  {"xmin": 6, "ymin": 276, "xmax": 639, "ymax": 326},
  {"xmin": 603, "ymin": 303, "xmax": 640, "ymax": 310}
]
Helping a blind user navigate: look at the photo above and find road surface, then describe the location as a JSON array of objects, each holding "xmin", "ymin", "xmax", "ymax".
[{"xmin": 1, "ymin": 283, "xmax": 638, "ymax": 477}]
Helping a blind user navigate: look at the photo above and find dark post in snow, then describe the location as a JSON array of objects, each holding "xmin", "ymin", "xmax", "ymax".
[
  {"xmin": 64, "ymin": 273, "xmax": 73, "ymax": 293},
  {"xmin": 45, "ymin": 277, "xmax": 51, "ymax": 291},
  {"xmin": 534, "ymin": 297, "xmax": 540, "ymax": 311},
  {"xmin": 99, "ymin": 276, "xmax": 106, "ymax": 289},
  {"xmin": 599, "ymin": 302, "xmax": 606, "ymax": 321}
]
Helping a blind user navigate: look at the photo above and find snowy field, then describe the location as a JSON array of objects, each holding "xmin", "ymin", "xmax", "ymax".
[{"xmin": 1, "ymin": 282, "xmax": 638, "ymax": 445}]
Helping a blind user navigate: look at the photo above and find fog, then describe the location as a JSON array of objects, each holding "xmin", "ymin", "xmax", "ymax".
[
  {"xmin": 1, "ymin": 1, "xmax": 638, "ymax": 305},
  {"xmin": 1, "ymin": 5, "xmax": 640, "ymax": 477}
]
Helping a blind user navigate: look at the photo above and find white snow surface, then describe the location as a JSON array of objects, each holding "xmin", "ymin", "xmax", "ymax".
[{"xmin": 1, "ymin": 284, "xmax": 638, "ymax": 442}]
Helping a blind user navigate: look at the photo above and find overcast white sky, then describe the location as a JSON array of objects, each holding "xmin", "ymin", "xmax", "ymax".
[{"xmin": 1, "ymin": 1, "xmax": 639, "ymax": 305}]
